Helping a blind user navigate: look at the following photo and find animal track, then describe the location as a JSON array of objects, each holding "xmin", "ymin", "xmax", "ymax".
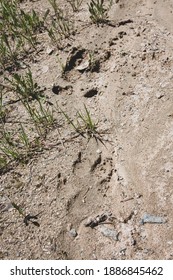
[{"xmin": 96, "ymin": 157, "xmax": 116, "ymax": 196}]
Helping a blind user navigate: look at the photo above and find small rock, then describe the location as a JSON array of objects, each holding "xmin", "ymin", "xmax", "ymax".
[
  {"xmin": 46, "ymin": 46, "xmax": 54, "ymax": 55},
  {"xmin": 96, "ymin": 149, "xmax": 102, "ymax": 155},
  {"xmin": 19, "ymin": 62, "xmax": 27, "ymax": 69},
  {"xmin": 140, "ymin": 213, "xmax": 166, "ymax": 225},
  {"xmin": 156, "ymin": 92, "xmax": 164, "ymax": 99},
  {"xmin": 76, "ymin": 60, "xmax": 89, "ymax": 71},
  {"xmin": 69, "ymin": 228, "xmax": 78, "ymax": 238},
  {"xmin": 98, "ymin": 225, "xmax": 119, "ymax": 241}
]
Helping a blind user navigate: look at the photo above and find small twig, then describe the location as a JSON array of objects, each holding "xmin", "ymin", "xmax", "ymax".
[
  {"xmin": 82, "ymin": 186, "xmax": 92, "ymax": 203},
  {"xmin": 23, "ymin": 211, "xmax": 43, "ymax": 227},
  {"xmin": 120, "ymin": 197, "xmax": 134, "ymax": 203}
]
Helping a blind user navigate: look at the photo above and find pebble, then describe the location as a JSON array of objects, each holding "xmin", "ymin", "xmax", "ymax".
[
  {"xmin": 69, "ymin": 229, "xmax": 78, "ymax": 238},
  {"xmin": 155, "ymin": 92, "xmax": 164, "ymax": 99},
  {"xmin": 46, "ymin": 46, "xmax": 54, "ymax": 55},
  {"xmin": 76, "ymin": 60, "xmax": 89, "ymax": 71},
  {"xmin": 98, "ymin": 225, "xmax": 119, "ymax": 241},
  {"xmin": 140, "ymin": 213, "xmax": 166, "ymax": 225}
]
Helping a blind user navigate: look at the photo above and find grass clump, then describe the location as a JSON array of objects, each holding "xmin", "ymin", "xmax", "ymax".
[
  {"xmin": 60, "ymin": 104, "xmax": 98, "ymax": 139},
  {"xmin": 0, "ymin": 0, "xmax": 45, "ymax": 70},
  {"xmin": 0, "ymin": 127, "xmax": 21, "ymax": 161},
  {"xmin": 0, "ymin": 122, "xmax": 42, "ymax": 166},
  {"xmin": 5, "ymin": 70, "xmax": 42, "ymax": 101},
  {"xmin": 0, "ymin": 31, "xmax": 22, "ymax": 70},
  {"xmin": 66, "ymin": 0, "xmax": 83, "ymax": 12},
  {"xmin": 0, "ymin": 0, "xmax": 44, "ymax": 39},
  {"xmin": 4, "ymin": 68, "xmax": 55, "ymax": 135},
  {"xmin": 3, "ymin": 67, "xmax": 55, "ymax": 132},
  {"xmin": 22, "ymin": 98, "xmax": 55, "ymax": 137},
  {"xmin": 88, "ymin": 0, "xmax": 113, "ymax": 24},
  {"xmin": 47, "ymin": 0, "xmax": 72, "ymax": 46},
  {"xmin": 60, "ymin": 104, "xmax": 109, "ymax": 145}
]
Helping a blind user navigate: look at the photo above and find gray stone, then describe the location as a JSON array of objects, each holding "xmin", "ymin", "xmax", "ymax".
[
  {"xmin": 98, "ymin": 225, "xmax": 119, "ymax": 241},
  {"xmin": 69, "ymin": 229, "xmax": 78, "ymax": 238},
  {"xmin": 140, "ymin": 213, "xmax": 166, "ymax": 225}
]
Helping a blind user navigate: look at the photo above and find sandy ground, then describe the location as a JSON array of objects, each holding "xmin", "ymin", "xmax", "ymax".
[{"xmin": 0, "ymin": 0, "xmax": 173, "ymax": 259}]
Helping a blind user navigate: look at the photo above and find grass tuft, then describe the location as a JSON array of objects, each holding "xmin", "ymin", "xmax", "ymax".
[
  {"xmin": 59, "ymin": 104, "xmax": 98, "ymax": 139},
  {"xmin": 66, "ymin": 0, "xmax": 83, "ymax": 12},
  {"xmin": 88, "ymin": 0, "xmax": 113, "ymax": 24},
  {"xmin": 5, "ymin": 69, "xmax": 42, "ymax": 101}
]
